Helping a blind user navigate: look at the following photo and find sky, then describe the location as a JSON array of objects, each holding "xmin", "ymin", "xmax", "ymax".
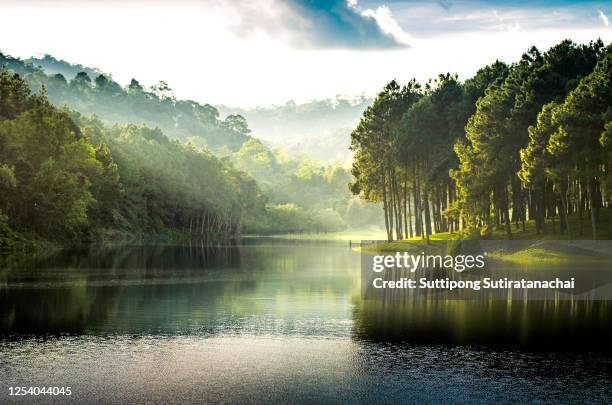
[{"xmin": 1, "ymin": 0, "xmax": 611, "ymax": 107}]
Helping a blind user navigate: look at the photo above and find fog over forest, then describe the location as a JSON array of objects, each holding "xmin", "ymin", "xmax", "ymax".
[{"xmin": 218, "ymin": 96, "xmax": 372, "ymax": 162}]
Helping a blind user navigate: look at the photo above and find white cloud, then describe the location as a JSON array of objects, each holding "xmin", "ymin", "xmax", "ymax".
[
  {"xmin": 361, "ymin": 5, "xmax": 411, "ymax": 46},
  {"xmin": 598, "ymin": 10, "xmax": 609, "ymax": 27},
  {"xmin": 0, "ymin": 1, "xmax": 610, "ymax": 107},
  {"xmin": 224, "ymin": 0, "xmax": 410, "ymax": 49}
]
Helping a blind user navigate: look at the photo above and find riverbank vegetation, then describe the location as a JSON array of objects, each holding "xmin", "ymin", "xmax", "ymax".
[
  {"xmin": 0, "ymin": 53, "xmax": 382, "ymax": 252},
  {"xmin": 350, "ymin": 39, "xmax": 611, "ymax": 241},
  {"xmin": 0, "ymin": 70, "xmax": 267, "ymax": 251}
]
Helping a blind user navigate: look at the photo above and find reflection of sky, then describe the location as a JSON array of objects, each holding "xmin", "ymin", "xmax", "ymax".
[{"xmin": 1, "ymin": 1, "xmax": 610, "ymax": 106}]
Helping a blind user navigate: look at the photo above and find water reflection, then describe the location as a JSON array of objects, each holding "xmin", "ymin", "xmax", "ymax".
[
  {"xmin": 1, "ymin": 239, "xmax": 612, "ymax": 403},
  {"xmin": 0, "ymin": 239, "xmax": 611, "ymax": 348},
  {"xmin": 354, "ymin": 299, "xmax": 612, "ymax": 347},
  {"xmin": 0, "ymin": 239, "xmax": 359, "ymax": 336}
]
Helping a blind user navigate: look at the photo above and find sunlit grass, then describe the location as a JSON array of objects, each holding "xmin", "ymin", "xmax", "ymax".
[{"xmin": 490, "ymin": 246, "xmax": 583, "ymax": 264}]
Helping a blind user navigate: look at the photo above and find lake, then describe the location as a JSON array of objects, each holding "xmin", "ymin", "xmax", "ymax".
[{"xmin": 1, "ymin": 238, "xmax": 611, "ymax": 403}]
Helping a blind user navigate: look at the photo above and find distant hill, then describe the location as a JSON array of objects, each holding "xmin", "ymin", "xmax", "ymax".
[
  {"xmin": 1, "ymin": 51, "xmax": 250, "ymax": 152},
  {"xmin": 0, "ymin": 50, "xmax": 383, "ymax": 233},
  {"xmin": 218, "ymin": 96, "xmax": 371, "ymax": 162},
  {"xmin": 5, "ymin": 52, "xmax": 371, "ymax": 161},
  {"xmin": 26, "ymin": 54, "xmax": 104, "ymax": 82}
]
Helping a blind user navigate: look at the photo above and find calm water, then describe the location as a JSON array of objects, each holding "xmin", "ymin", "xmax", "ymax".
[{"xmin": 1, "ymin": 238, "xmax": 611, "ymax": 404}]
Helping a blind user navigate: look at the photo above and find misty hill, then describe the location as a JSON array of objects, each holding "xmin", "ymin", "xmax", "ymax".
[
  {"xmin": 1, "ymin": 52, "xmax": 249, "ymax": 152},
  {"xmin": 15, "ymin": 53, "xmax": 372, "ymax": 161},
  {"xmin": 218, "ymin": 96, "xmax": 371, "ymax": 162},
  {"xmin": 26, "ymin": 54, "xmax": 104, "ymax": 82}
]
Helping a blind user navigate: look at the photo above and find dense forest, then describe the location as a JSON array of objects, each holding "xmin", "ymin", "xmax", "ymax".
[
  {"xmin": 350, "ymin": 39, "xmax": 611, "ymax": 241},
  {"xmin": 0, "ymin": 70, "xmax": 269, "ymax": 250},
  {"xmin": 0, "ymin": 52, "xmax": 381, "ymax": 251}
]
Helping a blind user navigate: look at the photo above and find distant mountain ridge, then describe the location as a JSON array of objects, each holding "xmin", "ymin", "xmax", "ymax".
[
  {"xmin": 26, "ymin": 54, "xmax": 104, "ymax": 82},
  {"xmin": 4, "ymin": 52, "xmax": 372, "ymax": 162},
  {"xmin": 218, "ymin": 96, "xmax": 372, "ymax": 162},
  {"xmin": 1, "ymin": 51, "xmax": 250, "ymax": 151}
]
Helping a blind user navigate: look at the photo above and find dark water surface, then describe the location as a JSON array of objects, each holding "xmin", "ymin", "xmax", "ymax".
[{"xmin": 1, "ymin": 238, "xmax": 611, "ymax": 404}]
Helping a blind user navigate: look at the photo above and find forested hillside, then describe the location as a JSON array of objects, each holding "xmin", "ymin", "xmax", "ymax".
[
  {"xmin": 25, "ymin": 54, "xmax": 104, "ymax": 83},
  {"xmin": 0, "ymin": 52, "xmax": 382, "ymax": 250},
  {"xmin": 2, "ymin": 53, "xmax": 250, "ymax": 151},
  {"xmin": 0, "ymin": 70, "xmax": 265, "ymax": 250},
  {"xmin": 351, "ymin": 39, "xmax": 611, "ymax": 241}
]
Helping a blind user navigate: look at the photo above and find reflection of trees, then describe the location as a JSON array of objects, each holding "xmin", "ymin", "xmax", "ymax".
[
  {"xmin": 0, "ymin": 244, "xmax": 243, "ymax": 334},
  {"xmin": 1, "ymin": 242, "xmax": 361, "ymax": 336},
  {"xmin": 351, "ymin": 298, "xmax": 612, "ymax": 348}
]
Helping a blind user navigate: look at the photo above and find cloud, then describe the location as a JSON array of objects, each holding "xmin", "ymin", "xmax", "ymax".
[
  {"xmin": 598, "ymin": 10, "xmax": 609, "ymax": 27},
  {"xmin": 436, "ymin": 0, "xmax": 452, "ymax": 11},
  {"xmin": 388, "ymin": 1, "xmax": 610, "ymax": 39},
  {"xmin": 281, "ymin": 0, "xmax": 410, "ymax": 49},
  {"xmin": 361, "ymin": 5, "xmax": 411, "ymax": 46}
]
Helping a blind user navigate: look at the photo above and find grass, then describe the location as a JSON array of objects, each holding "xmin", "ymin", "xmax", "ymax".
[{"xmin": 493, "ymin": 246, "xmax": 590, "ymax": 264}]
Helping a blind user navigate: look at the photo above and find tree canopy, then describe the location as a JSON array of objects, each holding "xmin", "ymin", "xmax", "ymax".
[{"xmin": 350, "ymin": 39, "xmax": 610, "ymax": 241}]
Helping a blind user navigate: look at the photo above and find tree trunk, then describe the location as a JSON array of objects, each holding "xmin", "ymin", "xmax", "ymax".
[
  {"xmin": 559, "ymin": 184, "xmax": 571, "ymax": 239},
  {"xmin": 588, "ymin": 178, "xmax": 597, "ymax": 240},
  {"xmin": 423, "ymin": 188, "xmax": 431, "ymax": 243},
  {"xmin": 382, "ymin": 171, "xmax": 392, "ymax": 242},
  {"xmin": 412, "ymin": 171, "xmax": 421, "ymax": 237},
  {"xmin": 403, "ymin": 178, "xmax": 408, "ymax": 238},
  {"xmin": 407, "ymin": 191, "xmax": 413, "ymax": 238},
  {"xmin": 578, "ymin": 178, "xmax": 584, "ymax": 236},
  {"xmin": 503, "ymin": 186, "xmax": 512, "ymax": 239}
]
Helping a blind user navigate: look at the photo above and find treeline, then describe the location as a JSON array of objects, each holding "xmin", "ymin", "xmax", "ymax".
[
  {"xmin": 0, "ymin": 52, "xmax": 377, "ymax": 242},
  {"xmin": 0, "ymin": 70, "xmax": 265, "ymax": 250},
  {"xmin": 350, "ymin": 39, "xmax": 611, "ymax": 241},
  {"xmin": 0, "ymin": 52, "xmax": 250, "ymax": 151}
]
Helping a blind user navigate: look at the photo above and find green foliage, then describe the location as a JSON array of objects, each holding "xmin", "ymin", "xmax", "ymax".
[
  {"xmin": 351, "ymin": 39, "xmax": 611, "ymax": 241},
  {"xmin": 244, "ymin": 203, "xmax": 346, "ymax": 234},
  {"xmin": 0, "ymin": 69, "xmax": 271, "ymax": 246},
  {"xmin": 1, "ymin": 52, "xmax": 373, "ymax": 243},
  {"xmin": 233, "ymin": 138, "xmax": 379, "ymax": 232},
  {"xmin": 455, "ymin": 40, "xmax": 604, "ymax": 237},
  {"xmin": 0, "ymin": 70, "xmax": 98, "ymax": 238},
  {"xmin": 73, "ymin": 116, "xmax": 267, "ymax": 237},
  {"xmin": 2, "ymin": 51, "xmax": 369, "ymax": 238},
  {"xmin": 1, "ymin": 52, "xmax": 250, "ymax": 152},
  {"xmin": 219, "ymin": 96, "xmax": 371, "ymax": 162}
]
